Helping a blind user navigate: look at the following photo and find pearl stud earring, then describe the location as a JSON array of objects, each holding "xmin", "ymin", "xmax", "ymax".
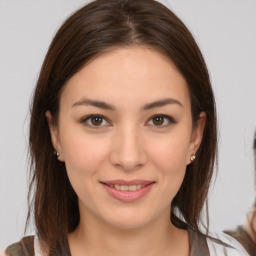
[{"xmin": 190, "ymin": 154, "xmax": 196, "ymax": 162}]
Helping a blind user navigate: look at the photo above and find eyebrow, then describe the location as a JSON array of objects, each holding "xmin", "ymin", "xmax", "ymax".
[
  {"xmin": 142, "ymin": 98, "xmax": 183, "ymax": 110},
  {"xmin": 72, "ymin": 99, "xmax": 116, "ymax": 110},
  {"xmin": 72, "ymin": 98, "xmax": 183, "ymax": 111}
]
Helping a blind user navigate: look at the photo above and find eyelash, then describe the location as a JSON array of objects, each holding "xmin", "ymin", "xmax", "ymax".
[
  {"xmin": 81, "ymin": 114, "xmax": 176, "ymax": 129},
  {"xmin": 81, "ymin": 114, "xmax": 111, "ymax": 128},
  {"xmin": 147, "ymin": 114, "xmax": 176, "ymax": 127}
]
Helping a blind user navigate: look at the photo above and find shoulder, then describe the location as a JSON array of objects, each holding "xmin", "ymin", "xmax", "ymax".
[
  {"xmin": 207, "ymin": 232, "xmax": 250, "ymax": 256},
  {"xmin": 5, "ymin": 236, "xmax": 34, "ymax": 256},
  {"xmin": 188, "ymin": 227, "xmax": 250, "ymax": 256},
  {"xmin": 224, "ymin": 226, "xmax": 256, "ymax": 256}
]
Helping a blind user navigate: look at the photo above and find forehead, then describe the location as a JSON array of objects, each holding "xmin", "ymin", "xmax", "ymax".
[{"xmin": 60, "ymin": 46, "xmax": 190, "ymax": 109}]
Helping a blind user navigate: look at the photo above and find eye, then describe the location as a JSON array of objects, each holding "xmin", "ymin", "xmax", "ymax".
[
  {"xmin": 81, "ymin": 115, "xmax": 110, "ymax": 127},
  {"xmin": 147, "ymin": 114, "xmax": 176, "ymax": 127}
]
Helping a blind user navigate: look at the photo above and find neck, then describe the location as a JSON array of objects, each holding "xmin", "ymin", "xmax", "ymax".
[{"xmin": 68, "ymin": 208, "xmax": 189, "ymax": 256}]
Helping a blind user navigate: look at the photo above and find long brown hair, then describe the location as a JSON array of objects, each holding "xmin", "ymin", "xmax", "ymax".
[
  {"xmin": 251, "ymin": 130, "xmax": 256, "ymax": 240},
  {"xmin": 27, "ymin": 0, "xmax": 217, "ymax": 252},
  {"xmin": 254, "ymin": 130, "xmax": 256, "ymax": 194}
]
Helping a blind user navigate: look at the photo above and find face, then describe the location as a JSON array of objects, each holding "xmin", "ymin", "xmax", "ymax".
[{"xmin": 47, "ymin": 46, "xmax": 205, "ymax": 230}]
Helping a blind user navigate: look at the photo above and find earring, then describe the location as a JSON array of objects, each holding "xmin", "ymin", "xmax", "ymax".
[
  {"xmin": 190, "ymin": 154, "xmax": 196, "ymax": 162},
  {"xmin": 54, "ymin": 150, "xmax": 60, "ymax": 157}
]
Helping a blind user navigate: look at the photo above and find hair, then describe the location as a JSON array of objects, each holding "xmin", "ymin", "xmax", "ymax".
[
  {"xmin": 27, "ymin": 0, "xmax": 217, "ymax": 252},
  {"xmin": 251, "ymin": 130, "xmax": 256, "ymax": 240},
  {"xmin": 254, "ymin": 130, "xmax": 256, "ymax": 189}
]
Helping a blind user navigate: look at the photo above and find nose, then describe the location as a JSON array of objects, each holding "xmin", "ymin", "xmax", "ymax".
[{"xmin": 110, "ymin": 126, "xmax": 147, "ymax": 172}]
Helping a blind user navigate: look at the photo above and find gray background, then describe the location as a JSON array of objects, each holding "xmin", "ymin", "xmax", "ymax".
[{"xmin": 0, "ymin": 0, "xmax": 256, "ymax": 249}]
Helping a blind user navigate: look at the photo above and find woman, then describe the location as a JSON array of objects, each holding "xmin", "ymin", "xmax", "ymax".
[
  {"xmin": 224, "ymin": 130, "xmax": 256, "ymax": 255},
  {"xmin": 5, "ymin": 0, "xmax": 249, "ymax": 255}
]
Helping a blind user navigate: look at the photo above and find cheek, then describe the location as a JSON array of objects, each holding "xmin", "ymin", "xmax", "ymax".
[
  {"xmin": 60, "ymin": 131, "xmax": 111, "ymax": 205},
  {"xmin": 147, "ymin": 134, "xmax": 190, "ymax": 194},
  {"xmin": 60, "ymin": 129, "xmax": 110, "ymax": 179},
  {"xmin": 149, "ymin": 135, "xmax": 190, "ymax": 171}
]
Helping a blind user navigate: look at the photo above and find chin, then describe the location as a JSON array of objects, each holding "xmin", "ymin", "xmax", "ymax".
[
  {"xmin": 99, "ymin": 207, "xmax": 159, "ymax": 230},
  {"xmin": 106, "ymin": 217, "xmax": 151, "ymax": 230}
]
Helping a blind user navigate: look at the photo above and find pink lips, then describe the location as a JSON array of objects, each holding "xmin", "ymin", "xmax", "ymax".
[{"xmin": 100, "ymin": 180, "xmax": 155, "ymax": 203}]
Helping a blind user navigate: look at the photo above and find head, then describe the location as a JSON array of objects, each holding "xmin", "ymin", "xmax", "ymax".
[
  {"xmin": 28, "ymin": 0, "xmax": 217, "ymax": 250},
  {"xmin": 248, "ymin": 130, "xmax": 256, "ymax": 241},
  {"xmin": 254, "ymin": 130, "xmax": 256, "ymax": 177},
  {"xmin": 253, "ymin": 130, "xmax": 256, "ymax": 206}
]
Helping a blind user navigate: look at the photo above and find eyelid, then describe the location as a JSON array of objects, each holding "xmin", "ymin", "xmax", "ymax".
[
  {"xmin": 81, "ymin": 114, "xmax": 111, "ymax": 128},
  {"xmin": 146, "ymin": 114, "xmax": 176, "ymax": 127},
  {"xmin": 80, "ymin": 114, "xmax": 176, "ymax": 128}
]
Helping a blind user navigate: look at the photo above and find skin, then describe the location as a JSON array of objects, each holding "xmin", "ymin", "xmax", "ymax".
[{"xmin": 46, "ymin": 46, "xmax": 205, "ymax": 256}]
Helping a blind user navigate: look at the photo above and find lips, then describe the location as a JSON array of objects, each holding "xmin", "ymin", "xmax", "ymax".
[{"xmin": 100, "ymin": 180, "xmax": 155, "ymax": 202}]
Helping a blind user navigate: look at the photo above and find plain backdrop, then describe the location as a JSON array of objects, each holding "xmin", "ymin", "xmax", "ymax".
[{"xmin": 0, "ymin": 0, "xmax": 256, "ymax": 249}]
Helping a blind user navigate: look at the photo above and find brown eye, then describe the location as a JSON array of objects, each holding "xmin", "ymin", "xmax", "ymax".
[
  {"xmin": 147, "ymin": 114, "xmax": 176, "ymax": 127},
  {"xmin": 152, "ymin": 116, "xmax": 164, "ymax": 126},
  {"xmin": 82, "ymin": 115, "xmax": 110, "ymax": 128},
  {"xmin": 91, "ymin": 116, "xmax": 103, "ymax": 126}
]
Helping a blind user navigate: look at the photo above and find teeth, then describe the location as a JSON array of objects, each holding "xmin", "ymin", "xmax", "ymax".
[
  {"xmin": 114, "ymin": 184, "xmax": 120, "ymax": 190},
  {"xmin": 129, "ymin": 185, "xmax": 137, "ymax": 191},
  {"xmin": 113, "ymin": 184, "xmax": 146, "ymax": 191},
  {"xmin": 121, "ymin": 185, "xmax": 128, "ymax": 191},
  {"xmin": 136, "ymin": 185, "xmax": 143, "ymax": 190}
]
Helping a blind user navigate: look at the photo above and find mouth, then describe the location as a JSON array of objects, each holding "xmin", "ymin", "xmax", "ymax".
[
  {"xmin": 100, "ymin": 180, "xmax": 156, "ymax": 202},
  {"xmin": 103, "ymin": 184, "xmax": 147, "ymax": 191}
]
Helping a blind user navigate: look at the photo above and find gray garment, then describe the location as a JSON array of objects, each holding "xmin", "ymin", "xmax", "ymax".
[{"xmin": 188, "ymin": 228, "xmax": 210, "ymax": 255}]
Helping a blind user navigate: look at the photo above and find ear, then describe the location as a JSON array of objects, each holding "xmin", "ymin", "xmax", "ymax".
[
  {"xmin": 45, "ymin": 110, "xmax": 64, "ymax": 162},
  {"xmin": 187, "ymin": 112, "xmax": 206, "ymax": 164}
]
